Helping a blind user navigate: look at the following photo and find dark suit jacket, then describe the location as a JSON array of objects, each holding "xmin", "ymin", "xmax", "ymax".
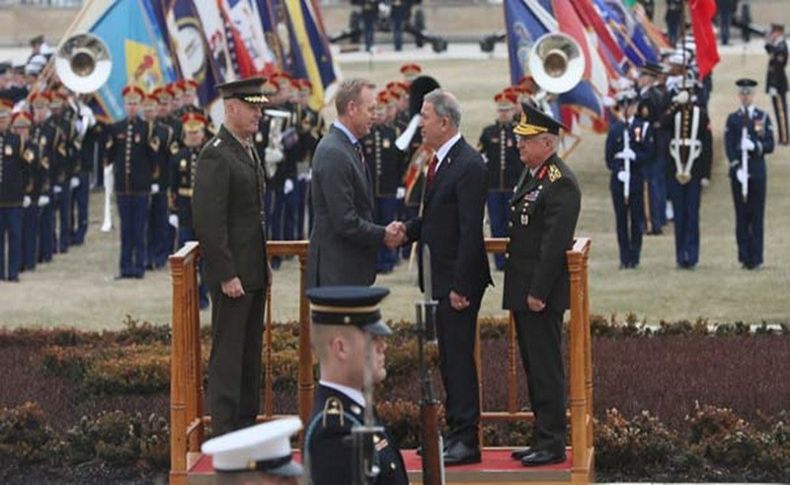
[
  {"xmin": 405, "ymin": 136, "xmax": 492, "ymax": 299},
  {"xmin": 307, "ymin": 125, "xmax": 385, "ymax": 288},
  {"xmin": 503, "ymin": 155, "xmax": 581, "ymax": 312},
  {"xmin": 192, "ymin": 125, "xmax": 268, "ymax": 290},
  {"xmin": 304, "ymin": 384, "xmax": 408, "ymax": 485}
]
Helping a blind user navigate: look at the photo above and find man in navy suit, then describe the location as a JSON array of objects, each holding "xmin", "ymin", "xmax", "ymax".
[{"xmin": 404, "ymin": 88, "xmax": 492, "ymax": 465}]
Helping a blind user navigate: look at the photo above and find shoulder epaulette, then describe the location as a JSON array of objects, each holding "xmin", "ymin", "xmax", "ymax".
[{"xmin": 548, "ymin": 164, "xmax": 562, "ymax": 183}]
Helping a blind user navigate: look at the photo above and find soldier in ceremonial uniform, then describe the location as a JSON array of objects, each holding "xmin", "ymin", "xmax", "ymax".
[
  {"xmin": 171, "ymin": 112, "xmax": 210, "ymax": 309},
  {"xmin": 724, "ymin": 79, "xmax": 775, "ymax": 270},
  {"xmin": 105, "ymin": 86, "xmax": 155, "ymax": 279},
  {"xmin": 765, "ymin": 23, "xmax": 788, "ymax": 146},
  {"xmin": 10, "ymin": 111, "xmax": 42, "ymax": 273},
  {"xmin": 605, "ymin": 90, "xmax": 655, "ymax": 269},
  {"xmin": 505, "ymin": 103, "xmax": 581, "ymax": 467},
  {"xmin": 478, "ymin": 90, "xmax": 521, "ymax": 271},
  {"xmin": 663, "ymin": 81, "xmax": 712, "ymax": 269},
  {"xmin": 70, "ymin": 96, "xmax": 100, "ymax": 246},
  {"xmin": 665, "ymin": 0, "xmax": 683, "ymax": 45},
  {"xmin": 0, "ymin": 103, "xmax": 25, "ymax": 281},
  {"xmin": 361, "ymin": 90, "xmax": 401, "ymax": 273},
  {"xmin": 359, "ymin": 0, "xmax": 378, "ymax": 52},
  {"xmin": 303, "ymin": 285, "xmax": 408, "ymax": 485},
  {"xmin": 48, "ymin": 91, "xmax": 74, "ymax": 254},
  {"xmin": 390, "ymin": 0, "xmax": 411, "ymax": 51},
  {"xmin": 400, "ymin": 63, "xmax": 422, "ymax": 83},
  {"xmin": 192, "ymin": 77, "xmax": 271, "ymax": 437},
  {"xmin": 637, "ymin": 62, "xmax": 669, "ymax": 234},
  {"xmin": 294, "ymin": 79, "xmax": 325, "ymax": 240},
  {"xmin": 29, "ymin": 92, "xmax": 56, "ymax": 264}
]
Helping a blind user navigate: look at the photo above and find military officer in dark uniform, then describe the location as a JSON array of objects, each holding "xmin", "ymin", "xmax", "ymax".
[
  {"xmin": 105, "ymin": 86, "xmax": 154, "ymax": 279},
  {"xmin": 665, "ymin": 0, "xmax": 683, "ymax": 45},
  {"xmin": 505, "ymin": 103, "xmax": 581, "ymax": 467},
  {"xmin": 10, "ymin": 111, "xmax": 42, "ymax": 273},
  {"xmin": 359, "ymin": 0, "xmax": 378, "ymax": 52},
  {"xmin": 637, "ymin": 62, "xmax": 669, "ymax": 234},
  {"xmin": 294, "ymin": 79, "xmax": 324, "ymax": 240},
  {"xmin": 605, "ymin": 90, "xmax": 655, "ymax": 269},
  {"xmin": 390, "ymin": 0, "xmax": 411, "ymax": 51},
  {"xmin": 0, "ymin": 103, "xmax": 26, "ymax": 281},
  {"xmin": 170, "ymin": 112, "xmax": 209, "ymax": 308},
  {"xmin": 48, "ymin": 91, "xmax": 75, "ymax": 254},
  {"xmin": 724, "ymin": 79, "xmax": 775, "ymax": 270},
  {"xmin": 663, "ymin": 81, "xmax": 712, "ymax": 269},
  {"xmin": 192, "ymin": 77, "xmax": 271, "ymax": 437},
  {"xmin": 478, "ymin": 90, "xmax": 521, "ymax": 271},
  {"xmin": 362, "ymin": 90, "xmax": 402, "ymax": 273},
  {"xmin": 765, "ymin": 23, "xmax": 788, "ymax": 145},
  {"xmin": 303, "ymin": 285, "xmax": 408, "ymax": 485},
  {"xmin": 29, "ymin": 91, "xmax": 56, "ymax": 264},
  {"xmin": 70, "ymin": 96, "xmax": 100, "ymax": 246}
]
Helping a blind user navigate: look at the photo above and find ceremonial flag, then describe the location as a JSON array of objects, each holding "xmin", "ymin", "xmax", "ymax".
[
  {"xmin": 689, "ymin": 0, "xmax": 720, "ymax": 78},
  {"xmin": 593, "ymin": 0, "xmax": 658, "ymax": 67},
  {"xmin": 573, "ymin": 0, "xmax": 627, "ymax": 77}
]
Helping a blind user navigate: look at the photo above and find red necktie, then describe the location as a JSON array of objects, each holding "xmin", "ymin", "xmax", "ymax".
[{"xmin": 427, "ymin": 154, "xmax": 439, "ymax": 186}]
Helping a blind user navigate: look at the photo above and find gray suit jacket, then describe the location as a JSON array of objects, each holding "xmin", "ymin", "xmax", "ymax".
[{"xmin": 307, "ymin": 125, "xmax": 385, "ymax": 288}]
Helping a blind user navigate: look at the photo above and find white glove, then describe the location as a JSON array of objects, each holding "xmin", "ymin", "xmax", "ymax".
[
  {"xmin": 306, "ymin": 169, "xmax": 312, "ymax": 182},
  {"xmin": 265, "ymin": 147, "xmax": 283, "ymax": 164},
  {"xmin": 38, "ymin": 195, "xmax": 50, "ymax": 207},
  {"xmin": 672, "ymin": 90, "xmax": 690, "ymax": 104},
  {"xmin": 396, "ymin": 186, "xmax": 406, "ymax": 200},
  {"xmin": 23, "ymin": 196, "xmax": 31, "ymax": 208},
  {"xmin": 70, "ymin": 176, "xmax": 80, "ymax": 189},
  {"xmin": 151, "ymin": 183, "xmax": 160, "ymax": 194},
  {"xmin": 736, "ymin": 168, "xmax": 748, "ymax": 184},
  {"xmin": 617, "ymin": 170, "xmax": 629, "ymax": 183},
  {"xmin": 740, "ymin": 137, "xmax": 756, "ymax": 152},
  {"xmin": 283, "ymin": 178, "xmax": 294, "ymax": 195},
  {"xmin": 768, "ymin": 87, "xmax": 778, "ymax": 97},
  {"xmin": 168, "ymin": 214, "xmax": 179, "ymax": 228},
  {"xmin": 103, "ymin": 165, "xmax": 114, "ymax": 191},
  {"xmin": 53, "ymin": 185, "xmax": 63, "ymax": 195},
  {"xmin": 701, "ymin": 177, "xmax": 710, "ymax": 188},
  {"xmin": 615, "ymin": 148, "xmax": 636, "ymax": 160}
]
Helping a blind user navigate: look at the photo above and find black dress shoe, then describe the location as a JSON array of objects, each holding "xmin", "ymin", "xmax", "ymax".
[
  {"xmin": 510, "ymin": 447, "xmax": 532, "ymax": 460},
  {"xmin": 443, "ymin": 441, "xmax": 481, "ymax": 466},
  {"xmin": 521, "ymin": 449, "xmax": 565, "ymax": 467}
]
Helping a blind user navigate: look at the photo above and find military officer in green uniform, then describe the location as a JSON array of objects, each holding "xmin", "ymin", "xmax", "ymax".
[
  {"xmin": 192, "ymin": 77, "xmax": 271, "ymax": 437},
  {"xmin": 504, "ymin": 103, "xmax": 581, "ymax": 467}
]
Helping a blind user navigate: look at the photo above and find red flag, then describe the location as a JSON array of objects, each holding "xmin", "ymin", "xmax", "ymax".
[{"xmin": 690, "ymin": 0, "xmax": 720, "ymax": 79}]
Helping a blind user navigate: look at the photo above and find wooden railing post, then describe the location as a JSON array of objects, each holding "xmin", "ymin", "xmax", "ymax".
[{"xmin": 297, "ymin": 252, "xmax": 314, "ymax": 428}]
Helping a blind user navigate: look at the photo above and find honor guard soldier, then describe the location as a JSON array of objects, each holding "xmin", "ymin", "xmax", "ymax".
[
  {"xmin": 294, "ymin": 79, "xmax": 324, "ymax": 240},
  {"xmin": 400, "ymin": 63, "xmax": 422, "ymax": 83},
  {"xmin": 0, "ymin": 102, "xmax": 25, "ymax": 281},
  {"xmin": 663, "ymin": 81, "xmax": 712, "ymax": 269},
  {"xmin": 390, "ymin": 0, "xmax": 411, "ymax": 51},
  {"xmin": 171, "ymin": 112, "xmax": 210, "ymax": 308},
  {"xmin": 358, "ymin": 0, "xmax": 378, "ymax": 51},
  {"xmin": 605, "ymin": 90, "xmax": 655, "ymax": 269},
  {"xmin": 11, "ymin": 111, "xmax": 42, "ymax": 273},
  {"xmin": 303, "ymin": 286, "xmax": 408, "ymax": 485},
  {"xmin": 665, "ymin": 0, "xmax": 683, "ymax": 45},
  {"xmin": 725, "ymin": 79, "xmax": 775, "ymax": 270},
  {"xmin": 361, "ymin": 90, "xmax": 401, "ymax": 273},
  {"xmin": 48, "ymin": 91, "xmax": 74, "ymax": 254},
  {"xmin": 637, "ymin": 62, "xmax": 669, "ymax": 234},
  {"xmin": 105, "ymin": 85, "xmax": 155, "ymax": 279},
  {"xmin": 69, "ymin": 96, "xmax": 99, "ymax": 246},
  {"xmin": 29, "ymin": 91, "xmax": 56, "ymax": 263},
  {"xmin": 253, "ymin": 78, "xmax": 281, "ymax": 241},
  {"xmin": 154, "ymin": 85, "xmax": 183, "ymax": 144},
  {"xmin": 478, "ymin": 90, "xmax": 521, "ymax": 271},
  {"xmin": 202, "ymin": 417, "xmax": 303, "ymax": 485},
  {"xmin": 765, "ymin": 23, "xmax": 788, "ymax": 145},
  {"xmin": 505, "ymin": 103, "xmax": 581, "ymax": 467}
]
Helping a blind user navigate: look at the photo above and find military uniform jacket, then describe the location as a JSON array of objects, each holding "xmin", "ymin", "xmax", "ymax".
[
  {"xmin": 661, "ymin": 101, "xmax": 713, "ymax": 180},
  {"xmin": 362, "ymin": 123, "xmax": 401, "ymax": 197},
  {"xmin": 171, "ymin": 146, "xmax": 201, "ymax": 229},
  {"xmin": 106, "ymin": 117, "xmax": 155, "ymax": 195},
  {"xmin": 30, "ymin": 122, "xmax": 56, "ymax": 195},
  {"xmin": 478, "ymin": 121, "xmax": 522, "ymax": 192},
  {"xmin": 304, "ymin": 384, "xmax": 408, "ymax": 485},
  {"xmin": 149, "ymin": 120, "xmax": 177, "ymax": 190},
  {"xmin": 765, "ymin": 37, "xmax": 788, "ymax": 93},
  {"xmin": 404, "ymin": 136, "xmax": 492, "ymax": 299},
  {"xmin": 605, "ymin": 117, "xmax": 656, "ymax": 178},
  {"xmin": 193, "ymin": 125, "xmax": 268, "ymax": 290},
  {"xmin": 48, "ymin": 115, "xmax": 74, "ymax": 185},
  {"xmin": 0, "ymin": 132, "xmax": 25, "ymax": 206},
  {"xmin": 724, "ymin": 107, "xmax": 775, "ymax": 180},
  {"xmin": 296, "ymin": 104, "xmax": 324, "ymax": 174},
  {"xmin": 503, "ymin": 155, "xmax": 581, "ymax": 312}
]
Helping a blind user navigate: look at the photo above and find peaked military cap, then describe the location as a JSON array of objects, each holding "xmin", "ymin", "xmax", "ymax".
[
  {"xmin": 736, "ymin": 78, "xmax": 758, "ymax": 94},
  {"xmin": 640, "ymin": 62, "xmax": 663, "ymax": 77},
  {"xmin": 306, "ymin": 286, "xmax": 392, "ymax": 336},
  {"xmin": 514, "ymin": 102, "xmax": 566, "ymax": 136},
  {"xmin": 216, "ymin": 76, "xmax": 269, "ymax": 104}
]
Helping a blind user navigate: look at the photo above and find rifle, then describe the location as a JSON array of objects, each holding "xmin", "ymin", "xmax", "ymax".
[
  {"xmin": 416, "ymin": 245, "xmax": 445, "ymax": 485},
  {"xmin": 739, "ymin": 125, "xmax": 750, "ymax": 201},
  {"xmin": 351, "ymin": 331, "xmax": 384, "ymax": 485}
]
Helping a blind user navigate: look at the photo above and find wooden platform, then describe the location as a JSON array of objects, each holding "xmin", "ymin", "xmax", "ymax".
[{"xmin": 187, "ymin": 447, "xmax": 588, "ymax": 485}]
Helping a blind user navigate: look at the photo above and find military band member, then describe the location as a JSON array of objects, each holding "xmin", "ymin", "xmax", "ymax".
[
  {"xmin": 0, "ymin": 104, "xmax": 25, "ymax": 281},
  {"xmin": 48, "ymin": 91, "xmax": 74, "ymax": 254},
  {"xmin": 303, "ymin": 286, "xmax": 408, "ymax": 485},
  {"xmin": 637, "ymin": 62, "xmax": 669, "ymax": 234},
  {"xmin": 11, "ymin": 111, "xmax": 42, "ymax": 272},
  {"xmin": 663, "ymin": 82, "xmax": 712, "ymax": 269},
  {"xmin": 765, "ymin": 23, "xmax": 788, "ymax": 145},
  {"xmin": 724, "ymin": 79, "xmax": 775, "ymax": 270},
  {"xmin": 70, "ymin": 96, "xmax": 100, "ymax": 246},
  {"xmin": 105, "ymin": 85, "xmax": 155, "ymax": 279},
  {"xmin": 29, "ymin": 91, "xmax": 56, "ymax": 263},
  {"xmin": 478, "ymin": 91, "xmax": 521, "ymax": 271},
  {"xmin": 171, "ymin": 112, "xmax": 209, "ymax": 308},
  {"xmin": 605, "ymin": 90, "xmax": 655, "ymax": 269},
  {"xmin": 400, "ymin": 63, "xmax": 422, "ymax": 83}
]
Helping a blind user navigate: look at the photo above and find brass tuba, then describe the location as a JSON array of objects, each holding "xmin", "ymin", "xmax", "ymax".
[
  {"xmin": 528, "ymin": 32, "xmax": 585, "ymax": 94},
  {"xmin": 54, "ymin": 33, "xmax": 112, "ymax": 94}
]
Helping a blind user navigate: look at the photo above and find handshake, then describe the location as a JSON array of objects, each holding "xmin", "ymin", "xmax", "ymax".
[{"xmin": 383, "ymin": 221, "xmax": 407, "ymax": 249}]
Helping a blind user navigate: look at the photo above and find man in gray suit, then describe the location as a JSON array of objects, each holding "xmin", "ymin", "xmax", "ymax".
[{"xmin": 307, "ymin": 79, "xmax": 404, "ymax": 288}]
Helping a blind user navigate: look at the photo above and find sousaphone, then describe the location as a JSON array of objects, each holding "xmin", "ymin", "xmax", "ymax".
[
  {"xmin": 528, "ymin": 32, "xmax": 585, "ymax": 94},
  {"xmin": 55, "ymin": 33, "xmax": 112, "ymax": 94}
]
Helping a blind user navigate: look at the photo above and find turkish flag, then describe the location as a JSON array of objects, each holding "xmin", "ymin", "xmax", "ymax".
[{"xmin": 690, "ymin": 0, "xmax": 720, "ymax": 79}]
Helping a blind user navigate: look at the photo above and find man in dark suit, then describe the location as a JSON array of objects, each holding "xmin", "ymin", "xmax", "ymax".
[
  {"xmin": 404, "ymin": 88, "xmax": 492, "ymax": 465},
  {"xmin": 193, "ymin": 77, "xmax": 271, "ymax": 437},
  {"xmin": 307, "ymin": 78, "xmax": 403, "ymax": 288},
  {"xmin": 505, "ymin": 103, "xmax": 581, "ymax": 467},
  {"xmin": 303, "ymin": 285, "xmax": 408, "ymax": 485}
]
